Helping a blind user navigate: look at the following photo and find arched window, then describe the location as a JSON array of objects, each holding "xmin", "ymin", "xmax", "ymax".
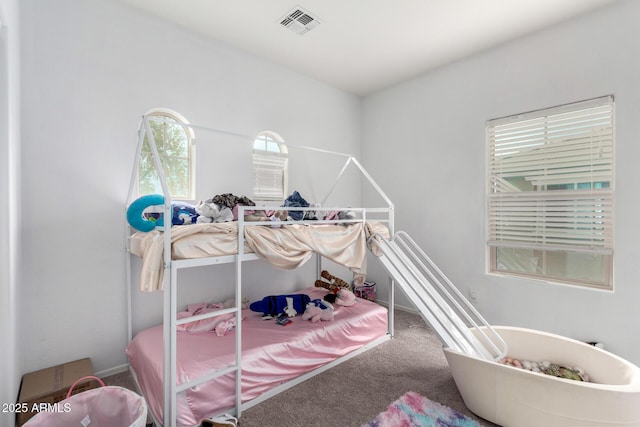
[
  {"xmin": 139, "ymin": 109, "xmax": 195, "ymax": 200},
  {"xmin": 253, "ymin": 131, "xmax": 288, "ymax": 202}
]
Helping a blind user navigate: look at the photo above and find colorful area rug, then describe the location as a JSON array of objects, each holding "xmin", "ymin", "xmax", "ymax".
[{"xmin": 362, "ymin": 391, "xmax": 483, "ymax": 427}]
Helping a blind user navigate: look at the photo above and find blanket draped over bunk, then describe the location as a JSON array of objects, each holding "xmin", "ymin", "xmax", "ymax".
[{"xmin": 131, "ymin": 222, "xmax": 388, "ymax": 291}]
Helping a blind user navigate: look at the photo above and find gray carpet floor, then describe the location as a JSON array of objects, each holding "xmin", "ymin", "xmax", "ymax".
[{"xmin": 104, "ymin": 308, "xmax": 497, "ymax": 426}]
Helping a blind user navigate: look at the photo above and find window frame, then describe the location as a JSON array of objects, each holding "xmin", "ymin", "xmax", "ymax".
[
  {"xmin": 139, "ymin": 109, "xmax": 195, "ymax": 201},
  {"xmin": 486, "ymin": 96, "xmax": 614, "ymax": 289},
  {"xmin": 252, "ymin": 131, "xmax": 288, "ymax": 202}
]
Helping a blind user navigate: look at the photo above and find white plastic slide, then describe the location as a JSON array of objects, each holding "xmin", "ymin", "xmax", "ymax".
[{"xmin": 369, "ymin": 231, "xmax": 507, "ymax": 361}]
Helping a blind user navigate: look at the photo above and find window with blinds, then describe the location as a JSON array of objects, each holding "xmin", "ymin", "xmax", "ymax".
[
  {"xmin": 253, "ymin": 132, "xmax": 288, "ymax": 201},
  {"xmin": 487, "ymin": 96, "xmax": 614, "ymax": 289}
]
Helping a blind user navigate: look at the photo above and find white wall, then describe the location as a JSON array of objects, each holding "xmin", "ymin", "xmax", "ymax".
[
  {"xmin": 363, "ymin": 0, "xmax": 640, "ymax": 363},
  {"xmin": 0, "ymin": 0, "xmax": 20, "ymax": 423},
  {"xmin": 19, "ymin": 0, "xmax": 361, "ymax": 375},
  {"xmin": 17, "ymin": 0, "xmax": 640, "ymax": 383}
]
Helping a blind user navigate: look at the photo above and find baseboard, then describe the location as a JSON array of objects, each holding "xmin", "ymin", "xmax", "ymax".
[
  {"xmin": 95, "ymin": 363, "xmax": 129, "ymax": 378},
  {"xmin": 376, "ymin": 299, "xmax": 419, "ymax": 315}
]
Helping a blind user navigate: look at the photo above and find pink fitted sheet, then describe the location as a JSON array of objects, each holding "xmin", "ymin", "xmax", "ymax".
[{"xmin": 125, "ymin": 287, "xmax": 388, "ymax": 426}]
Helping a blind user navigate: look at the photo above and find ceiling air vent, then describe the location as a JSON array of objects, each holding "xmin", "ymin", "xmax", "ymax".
[{"xmin": 278, "ymin": 6, "xmax": 321, "ymax": 35}]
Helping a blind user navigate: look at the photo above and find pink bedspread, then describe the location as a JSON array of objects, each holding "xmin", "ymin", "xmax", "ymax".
[{"xmin": 126, "ymin": 287, "xmax": 388, "ymax": 426}]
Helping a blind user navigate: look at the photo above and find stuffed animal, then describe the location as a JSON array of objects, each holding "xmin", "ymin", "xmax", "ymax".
[
  {"xmin": 321, "ymin": 287, "xmax": 356, "ymax": 307},
  {"xmin": 302, "ymin": 299, "xmax": 334, "ymax": 322},
  {"xmin": 333, "ymin": 288, "xmax": 356, "ymax": 306},
  {"xmin": 314, "ymin": 270, "xmax": 351, "ymax": 292},
  {"xmin": 249, "ymin": 294, "xmax": 311, "ymax": 317},
  {"xmin": 302, "ymin": 305, "xmax": 334, "ymax": 322}
]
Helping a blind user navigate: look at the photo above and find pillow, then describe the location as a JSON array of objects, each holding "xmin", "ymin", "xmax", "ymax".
[{"xmin": 126, "ymin": 194, "xmax": 164, "ymax": 232}]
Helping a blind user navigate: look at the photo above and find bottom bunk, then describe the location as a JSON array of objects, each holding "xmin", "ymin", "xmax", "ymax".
[{"xmin": 126, "ymin": 286, "xmax": 389, "ymax": 426}]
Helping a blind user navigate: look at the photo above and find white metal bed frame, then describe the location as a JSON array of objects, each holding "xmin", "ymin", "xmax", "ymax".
[{"xmin": 125, "ymin": 114, "xmax": 396, "ymax": 427}]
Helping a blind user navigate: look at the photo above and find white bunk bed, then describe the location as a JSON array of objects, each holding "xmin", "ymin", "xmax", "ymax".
[{"xmin": 125, "ymin": 114, "xmax": 396, "ymax": 427}]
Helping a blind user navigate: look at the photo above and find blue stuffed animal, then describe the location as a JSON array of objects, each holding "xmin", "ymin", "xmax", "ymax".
[{"xmin": 250, "ymin": 294, "xmax": 311, "ymax": 317}]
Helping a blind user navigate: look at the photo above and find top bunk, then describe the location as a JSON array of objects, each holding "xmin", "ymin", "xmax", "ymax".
[{"xmin": 125, "ymin": 113, "xmax": 394, "ymax": 291}]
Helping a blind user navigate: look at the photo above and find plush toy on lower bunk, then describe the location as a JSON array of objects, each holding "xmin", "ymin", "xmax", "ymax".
[
  {"xmin": 314, "ymin": 270, "xmax": 350, "ymax": 291},
  {"xmin": 249, "ymin": 294, "xmax": 311, "ymax": 318},
  {"xmin": 302, "ymin": 299, "xmax": 334, "ymax": 323},
  {"xmin": 126, "ymin": 194, "xmax": 199, "ymax": 232},
  {"xmin": 325, "ymin": 288, "xmax": 356, "ymax": 306},
  {"xmin": 249, "ymin": 291, "xmax": 342, "ymax": 324},
  {"xmin": 314, "ymin": 270, "xmax": 357, "ymax": 307}
]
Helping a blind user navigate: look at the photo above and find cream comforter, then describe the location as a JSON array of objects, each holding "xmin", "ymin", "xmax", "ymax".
[{"xmin": 132, "ymin": 221, "xmax": 388, "ymax": 291}]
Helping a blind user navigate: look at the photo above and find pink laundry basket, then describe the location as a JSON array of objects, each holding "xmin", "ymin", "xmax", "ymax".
[{"xmin": 23, "ymin": 375, "xmax": 147, "ymax": 427}]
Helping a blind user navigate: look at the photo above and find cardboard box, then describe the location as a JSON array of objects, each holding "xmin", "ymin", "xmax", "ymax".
[{"xmin": 17, "ymin": 358, "xmax": 98, "ymax": 426}]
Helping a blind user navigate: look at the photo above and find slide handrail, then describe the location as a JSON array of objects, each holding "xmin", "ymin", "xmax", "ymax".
[{"xmin": 369, "ymin": 231, "xmax": 507, "ymax": 361}]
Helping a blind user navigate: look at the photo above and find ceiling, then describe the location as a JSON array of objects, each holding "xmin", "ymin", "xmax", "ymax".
[{"xmin": 112, "ymin": 0, "xmax": 616, "ymax": 96}]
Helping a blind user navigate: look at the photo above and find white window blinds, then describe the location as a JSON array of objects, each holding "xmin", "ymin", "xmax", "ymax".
[
  {"xmin": 253, "ymin": 132, "xmax": 288, "ymax": 201},
  {"xmin": 252, "ymin": 150, "xmax": 288, "ymax": 200},
  {"xmin": 487, "ymin": 96, "xmax": 614, "ymax": 255}
]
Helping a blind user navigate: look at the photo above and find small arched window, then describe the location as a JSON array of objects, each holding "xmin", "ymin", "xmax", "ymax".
[
  {"xmin": 252, "ymin": 131, "xmax": 288, "ymax": 202},
  {"xmin": 139, "ymin": 109, "xmax": 195, "ymax": 200}
]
